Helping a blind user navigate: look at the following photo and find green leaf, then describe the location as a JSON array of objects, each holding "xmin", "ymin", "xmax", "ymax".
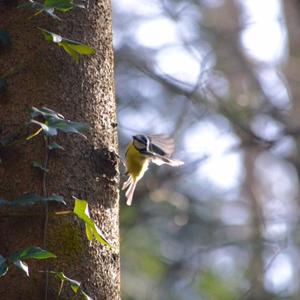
[
  {"xmin": 30, "ymin": 106, "xmax": 64, "ymax": 119},
  {"xmin": 81, "ymin": 290, "xmax": 93, "ymax": 300},
  {"xmin": 60, "ymin": 42, "xmax": 79, "ymax": 62},
  {"xmin": 0, "ymin": 78, "xmax": 7, "ymax": 94},
  {"xmin": 0, "ymin": 255, "xmax": 8, "ymax": 277},
  {"xmin": 85, "ymin": 223, "xmax": 93, "ymax": 241},
  {"xmin": 44, "ymin": 0, "xmax": 84, "ymax": 12},
  {"xmin": 0, "ymin": 30, "xmax": 11, "ymax": 47},
  {"xmin": 61, "ymin": 38, "xmax": 96, "ymax": 55},
  {"xmin": 73, "ymin": 198, "xmax": 112, "ymax": 248},
  {"xmin": 18, "ymin": 1, "xmax": 44, "ymax": 9},
  {"xmin": 55, "ymin": 272, "xmax": 80, "ymax": 292},
  {"xmin": 11, "ymin": 247, "xmax": 56, "ymax": 261},
  {"xmin": 30, "ymin": 119, "xmax": 58, "ymax": 136},
  {"xmin": 13, "ymin": 260, "xmax": 29, "ymax": 276},
  {"xmin": 19, "ymin": 1, "xmax": 61, "ymax": 20},
  {"xmin": 0, "ymin": 193, "xmax": 66, "ymax": 207},
  {"xmin": 38, "ymin": 28, "xmax": 95, "ymax": 62},
  {"xmin": 48, "ymin": 142, "xmax": 64, "ymax": 150},
  {"xmin": 32, "ymin": 161, "xmax": 49, "ymax": 172},
  {"xmin": 51, "ymin": 271, "xmax": 93, "ymax": 299},
  {"xmin": 39, "ymin": 28, "xmax": 62, "ymax": 43},
  {"xmin": 11, "ymin": 247, "xmax": 55, "ymax": 277},
  {"xmin": 30, "ymin": 107, "xmax": 88, "ymax": 138},
  {"xmin": 47, "ymin": 117, "xmax": 88, "ymax": 137},
  {"xmin": 14, "ymin": 193, "xmax": 66, "ymax": 206},
  {"xmin": 46, "ymin": 194, "xmax": 66, "ymax": 204}
]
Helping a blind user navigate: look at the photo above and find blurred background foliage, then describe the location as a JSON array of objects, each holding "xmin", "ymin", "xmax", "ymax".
[{"xmin": 113, "ymin": 0, "xmax": 300, "ymax": 299}]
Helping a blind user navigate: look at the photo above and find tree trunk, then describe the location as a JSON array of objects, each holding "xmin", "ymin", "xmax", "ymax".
[{"xmin": 0, "ymin": 1, "xmax": 120, "ymax": 299}]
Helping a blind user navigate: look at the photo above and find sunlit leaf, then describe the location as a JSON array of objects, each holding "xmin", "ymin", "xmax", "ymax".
[
  {"xmin": 39, "ymin": 28, "xmax": 63, "ymax": 43},
  {"xmin": 48, "ymin": 142, "xmax": 64, "ymax": 150},
  {"xmin": 85, "ymin": 223, "xmax": 93, "ymax": 241},
  {"xmin": 73, "ymin": 198, "xmax": 112, "ymax": 248},
  {"xmin": 30, "ymin": 106, "xmax": 64, "ymax": 119},
  {"xmin": 18, "ymin": 1, "xmax": 44, "ymax": 10},
  {"xmin": 10, "ymin": 247, "xmax": 55, "ymax": 277},
  {"xmin": 19, "ymin": 1, "xmax": 61, "ymax": 19},
  {"xmin": 13, "ymin": 260, "xmax": 29, "ymax": 276},
  {"xmin": 26, "ymin": 127, "xmax": 43, "ymax": 140},
  {"xmin": 0, "ymin": 255, "xmax": 8, "ymax": 277},
  {"xmin": 60, "ymin": 42, "xmax": 79, "ymax": 62},
  {"xmin": 44, "ymin": 0, "xmax": 84, "ymax": 12},
  {"xmin": 61, "ymin": 39, "xmax": 96, "ymax": 55},
  {"xmin": 55, "ymin": 272, "xmax": 80, "ymax": 292},
  {"xmin": 47, "ymin": 117, "xmax": 88, "ymax": 138},
  {"xmin": 51, "ymin": 271, "xmax": 93, "ymax": 299},
  {"xmin": 38, "ymin": 28, "xmax": 95, "ymax": 62},
  {"xmin": 11, "ymin": 247, "xmax": 56, "ymax": 261},
  {"xmin": 30, "ymin": 119, "xmax": 58, "ymax": 136},
  {"xmin": 81, "ymin": 290, "xmax": 94, "ymax": 300},
  {"xmin": 29, "ymin": 107, "xmax": 88, "ymax": 138},
  {"xmin": 32, "ymin": 160, "xmax": 49, "ymax": 172}
]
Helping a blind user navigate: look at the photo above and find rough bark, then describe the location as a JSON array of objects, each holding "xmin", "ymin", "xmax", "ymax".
[{"xmin": 0, "ymin": 1, "xmax": 120, "ymax": 299}]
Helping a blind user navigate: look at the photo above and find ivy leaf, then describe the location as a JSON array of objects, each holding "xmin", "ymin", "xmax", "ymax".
[
  {"xmin": 47, "ymin": 117, "xmax": 88, "ymax": 138},
  {"xmin": 13, "ymin": 260, "xmax": 29, "ymax": 276},
  {"xmin": 29, "ymin": 107, "xmax": 88, "ymax": 138},
  {"xmin": 52, "ymin": 271, "xmax": 93, "ymax": 299},
  {"xmin": 11, "ymin": 247, "xmax": 56, "ymax": 261},
  {"xmin": 85, "ymin": 222, "xmax": 93, "ymax": 241},
  {"xmin": 0, "ymin": 78, "xmax": 7, "ymax": 94},
  {"xmin": 10, "ymin": 247, "xmax": 56, "ymax": 277},
  {"xmin": 20, "ymin": 0, "xmax": 84, "ymax": 18},
  {"xmin": 0, "ymin": 193, "xmax": 66, "ymax": 206},
  {"xmin": 73, "ymin": 198, "xmax": 112, "ymax": 248},
  {"xmin": 18, "ymin": 0, "xmax": 61, "ymax": 20},
  {"xmin": 81, "ymin": 290, "xmax": 94, "ymax": 300},
  {"xmin": 56, "ymin": 272, "xmax": 81, "ymax": 293},
  {"xmin": 48, "ymin": 142, "xmax": 64, "ymax": 150},
  {"xmin": 30, "ymin": 119, "xmax": 58, "ymax": 136},
  {"xmin": 38, "ymin": 28, "xmax": 95, "ymax": 62},
  {"xmin": 0, "ymin": 255, "xmax": 8, "ymax": 277},
  {"xmin": 18, "ymin": 1, "xmax": 44, "ymax": 10},
  {"xmin": 46, "ymin": 194, "xmax": 65, "ymax": 204},
  {"xmin": 44, "ymin": 0, "xmax": 85, "ymax": 12},
  {"xmin": 30, "ymin": 106, "xmax": 64, "ymax": 119},
  {"xmin": 0, "ymin": 30, "xmax": 11, "ymax": 47},
  {"xmin": 32, "ymin": 161, "xmax": 49, "ymax": 172}
]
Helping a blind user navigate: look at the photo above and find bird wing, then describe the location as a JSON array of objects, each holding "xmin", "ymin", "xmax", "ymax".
[{"xmin": 148, "ymin": 135, "xmax": 175, "ymax": 157}]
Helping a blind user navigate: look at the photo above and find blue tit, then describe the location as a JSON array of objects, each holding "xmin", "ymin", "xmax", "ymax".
[{"xmin": 122, "ymin": 134, "xmax": 184, "ymax": 205}]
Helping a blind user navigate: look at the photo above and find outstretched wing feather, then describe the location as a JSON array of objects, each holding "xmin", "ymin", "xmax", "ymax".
[{"xmin": 148, "ymin": 135, "xmax": 175, "ymax": 157}]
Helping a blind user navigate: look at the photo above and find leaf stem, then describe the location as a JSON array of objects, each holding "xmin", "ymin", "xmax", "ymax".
[{"xmin": 43, "ymin": 136, "xmax": 50, "ymax": 300}]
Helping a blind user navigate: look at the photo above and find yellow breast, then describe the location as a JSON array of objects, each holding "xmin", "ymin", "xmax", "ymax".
[{"xmin": 125, "ymin": 143, "xmax": 149, "ymax": 181}]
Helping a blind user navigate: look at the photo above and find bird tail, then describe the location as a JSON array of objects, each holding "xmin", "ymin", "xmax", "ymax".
[{"xmin": 122, "ymin": 176, "xmax": 137, "ymax": 206}]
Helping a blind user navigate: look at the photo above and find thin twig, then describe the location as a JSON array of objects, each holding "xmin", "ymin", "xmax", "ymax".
[{"xmin": 42, "ymin": 136, "xmax": 50, "ymax": 300}]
